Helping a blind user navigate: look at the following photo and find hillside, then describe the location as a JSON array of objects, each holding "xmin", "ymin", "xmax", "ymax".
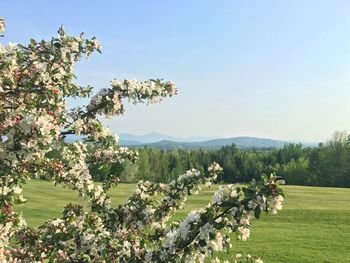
[
  {"xmin": 14, "ymin": 181, "xmax": 350, "ymax": 263},
  {"xmin": 119, "ymin": 135, "xmax": 316, "ymax": 149},
  {"xmin": 65, "ymin": 133, "xmax": 317, "ymax": 149}
]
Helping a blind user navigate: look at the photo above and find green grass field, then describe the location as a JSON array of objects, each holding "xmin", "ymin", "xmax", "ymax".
[{"xmin": 14, "ymin": 180, "xmax": 350, "ymax": 263}]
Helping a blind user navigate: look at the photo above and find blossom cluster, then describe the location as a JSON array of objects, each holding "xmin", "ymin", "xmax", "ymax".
[
  {"xmin": 0, "ymin": 19, "xmax": 284, "ymax": 262},
  {"xmin": 85, "ymin": 78, "xmax": 177, "ymax": 118}
]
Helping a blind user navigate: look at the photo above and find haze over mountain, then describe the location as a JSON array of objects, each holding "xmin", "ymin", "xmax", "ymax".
[
  {"xmin": 119, "ymin": 133, "xmax": 317, "ymax": 149},
  {"xmin": 120, "ymin": 132, "xmax": 214, "ymax": 144}
]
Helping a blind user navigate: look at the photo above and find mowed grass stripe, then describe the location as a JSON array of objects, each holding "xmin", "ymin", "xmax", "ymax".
[{"xmin": 14, "ymin": 181, "xmax": 350, "ymax": 263}]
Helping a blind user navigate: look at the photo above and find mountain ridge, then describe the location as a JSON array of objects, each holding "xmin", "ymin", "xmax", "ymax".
[
  {"xmin": 120, "ymin": 132, "xmax": 214, "ymax": 143},
  {"xmin": 119, "ymin": 133, "xmax": 317, "ymax": 149}
]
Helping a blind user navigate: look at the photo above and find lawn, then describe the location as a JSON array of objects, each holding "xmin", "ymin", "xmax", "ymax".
[{"xmin": 14, "ymin": 180, "xmax": 350, "ymax": 263}]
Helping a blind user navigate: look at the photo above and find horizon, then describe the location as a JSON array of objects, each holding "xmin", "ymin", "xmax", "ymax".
[
  {"xmin": 2, "ymin": 0, "xmax": 350, "ymax": 141},
  {"xmin": 118, "ymin": 131, "xmax": 321, "ymax": 144}
]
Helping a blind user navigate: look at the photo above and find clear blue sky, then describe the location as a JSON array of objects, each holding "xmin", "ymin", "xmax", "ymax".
[{"xmin": 2, "ymin": 0, "xmax": 350, "ymax": 142}]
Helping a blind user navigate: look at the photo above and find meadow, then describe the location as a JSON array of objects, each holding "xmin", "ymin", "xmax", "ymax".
[{"xmin": 14, "ymin": 180, "xmax": 350, "ymax": 263}]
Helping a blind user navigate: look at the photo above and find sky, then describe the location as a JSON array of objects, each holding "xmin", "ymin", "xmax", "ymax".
[{"xmin": 2, "ymin": 0, "xmax": 350, "ymax": 142}]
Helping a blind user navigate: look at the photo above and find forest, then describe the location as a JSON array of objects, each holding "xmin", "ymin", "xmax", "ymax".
[{"xmin": 91, "ymin": 131, "xmax": 350, "ymax": 188}]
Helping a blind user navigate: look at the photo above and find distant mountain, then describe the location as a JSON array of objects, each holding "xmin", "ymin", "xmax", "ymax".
[
  {"xmin": 64, "ymin": 132, "xmax": 317, "ymax": 149},
  {"xmin": 120, "ymin": 132, "xmax": 175, "ymax": 143},
  {"xmin": 119, "ymin": 139, "xmax": 145, "ymax": 146},
  {"xmin": 119, "ymin": 134, "xmax": 317, "ymax": 150},
  {"xmin": 119, "ymin": 132, "xmax": 213, "ymax": 144}
]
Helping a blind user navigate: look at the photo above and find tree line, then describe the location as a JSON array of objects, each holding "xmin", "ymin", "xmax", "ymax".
[{"xmin": 91, "ymin": 131, "xmax": 350, "ymax": 188}]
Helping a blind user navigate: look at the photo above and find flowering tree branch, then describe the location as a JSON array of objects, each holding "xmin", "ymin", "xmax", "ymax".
[{"xmin": 0, "ymin": 19, "xmax": 284, "ymax": 263}]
